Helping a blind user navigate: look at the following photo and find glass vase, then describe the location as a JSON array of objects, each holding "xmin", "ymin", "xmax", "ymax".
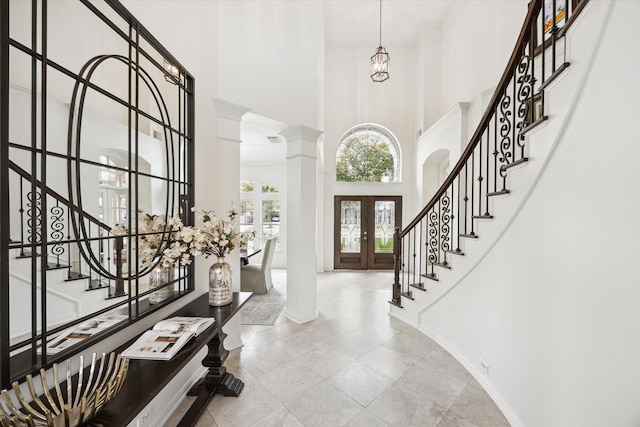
[
  {"xmin": 149, "ymin": 265, "xmax": 175, "ymax": 304},
  {"xmin": 209, "ymin": 257, "xmax": 233, "ymax": 306}
]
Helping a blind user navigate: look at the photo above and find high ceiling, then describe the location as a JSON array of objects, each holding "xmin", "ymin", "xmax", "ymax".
[
  {"xmin": 323, "ymin": 0, "xmax": 453, "ymax": 47},
  {"xmin": 241, "ymin": 0, "xmax": 455, "ymax": 165}
]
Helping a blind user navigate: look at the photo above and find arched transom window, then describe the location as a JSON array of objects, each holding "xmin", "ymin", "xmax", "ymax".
[{"xmin": 335, "ymin": 124, "xmax": 400, "ymax": 183}]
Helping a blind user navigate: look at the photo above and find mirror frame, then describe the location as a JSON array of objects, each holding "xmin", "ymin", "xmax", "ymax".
[{"xmin": 0, "ymin": 0, "xmax": 195, "ymax": 386}]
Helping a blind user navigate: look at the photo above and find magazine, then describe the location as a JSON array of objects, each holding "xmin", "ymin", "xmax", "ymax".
[
  {"xmin": 44, "ymin": 313, "xmax": 128, "ymax": 354},
  {"xmin": 121, "ymin": 316, "xmax": 215, "ymax": 361}
]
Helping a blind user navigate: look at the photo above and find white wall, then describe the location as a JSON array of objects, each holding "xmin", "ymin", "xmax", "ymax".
[
  {"xmin": 438, "ymin": 0, "xmax": 528, "ymax": 114},
  {"xmin": 417, "ymin": 2, "xmax": 640, "ymax": 425},
  {"xmin": 217, "ymin": 0, "xmax": 324, "ymax": 130}
]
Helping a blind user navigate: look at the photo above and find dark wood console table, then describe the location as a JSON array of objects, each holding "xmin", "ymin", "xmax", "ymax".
[{"xmin": 89, "ymin": 291, "xmax": 252, "ymax": 427}]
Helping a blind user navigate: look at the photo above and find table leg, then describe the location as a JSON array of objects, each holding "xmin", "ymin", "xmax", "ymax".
[{"xmin": 177, "ymin": 331, "xmax": 244, "ymax": 426}]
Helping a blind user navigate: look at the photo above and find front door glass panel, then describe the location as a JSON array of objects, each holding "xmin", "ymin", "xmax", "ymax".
[
  {"xmin": 340, "ymin": 201, "xmax": 361, "ymax": 253},
  {"xmin": 374, "ymin": 201, "xmax": 394, "ymax": 254}
]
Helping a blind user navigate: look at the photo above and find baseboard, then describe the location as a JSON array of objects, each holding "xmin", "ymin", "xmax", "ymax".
[{"xmin": 419, "ymin": 326, "xmax": 522, "ymax": 427}]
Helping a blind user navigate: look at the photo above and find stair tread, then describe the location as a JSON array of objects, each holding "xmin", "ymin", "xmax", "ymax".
[
  {"xmin": 420, "ymin": 273, "xmax": 439, "ymax": 281},
  {"xmin": 401, "ymin": 291, "xmax": 414, "ymax": 300},
  {"xmin": 432, "ymin": 262, "xmax": 452, "ymax": 270},
  {"xmin": 88, "ymin": 279, "xmax": 110, "ymax": 291},
  {"xmin": 460, "ymin": 233, "xmax": 478, "ymax": 239},
  {"xmin": 444, "ymin": 249, "xmax": 465, "ymax": 256},
  {"xmin": 388, "ymin": 300, "xmax": 403, "ymax": 309},
  {"xmin": 488, "ymin": 189, "xmax": 510, "ymax": 197},
  {"xmin": 46, "ymin": 262, "xmax": 70, "ymax": 270},
  {"xmin": 410, "ymin": 282, "xmax": 426, "ymax": 291},
  {"xmin": 65, "ymin": 271, "xmax": 89, "ymax": 282},
  {"xmin": 472, "ymin": 214, "xmax": 494, "ymax": 219}
]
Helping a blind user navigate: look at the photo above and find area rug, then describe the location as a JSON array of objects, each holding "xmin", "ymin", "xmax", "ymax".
[{"xmin": 240, "ymin": 272, "xmax": 286, "ymax": 325}]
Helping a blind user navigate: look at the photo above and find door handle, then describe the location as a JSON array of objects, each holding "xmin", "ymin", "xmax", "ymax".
[{"xmin": 363, "ymin": 230, "xmax": 368, "ymax": 241}]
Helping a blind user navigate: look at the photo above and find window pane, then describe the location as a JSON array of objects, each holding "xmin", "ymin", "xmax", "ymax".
[
  {"xmin": 340, "ymin": 201, "xmax": 361, "ymax": 253},
  {"xmin": 240, "ymin": 181, "xmax": 254, "ymax": 193},
  {"xmin": 374, "ymin": 201, "xmax": 394, "ymax": 253},
  {"xmin": 262, "ymin": 183, "xmax": 279, "ymax": 193},
  {"xmin": 240, "ymin": 200, "xmax": 255, "ymax": 251},
  {"xmin": 262, "ymin": 200, "xmax": 280, "ymax": 250}
]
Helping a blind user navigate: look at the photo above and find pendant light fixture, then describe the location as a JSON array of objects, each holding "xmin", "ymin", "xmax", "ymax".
[{"xmin": 371, "ymin": 0, "xmax": 389, "ymax": 82}]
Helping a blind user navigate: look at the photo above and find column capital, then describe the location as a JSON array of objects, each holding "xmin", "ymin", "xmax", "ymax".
[
  {"xmin": 212, "ymin": 98, "xmax": 251, "ymax": 121},
  {"xmin": 280, "ymin": 125, "xmax": 323, "ymax": 143}
]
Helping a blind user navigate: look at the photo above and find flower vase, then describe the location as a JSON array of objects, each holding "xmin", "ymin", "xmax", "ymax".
[
  {"xmin": 209, "ymin": 257, "xmax": 233, "ymax": 306},
  {"xmin": 149, "ymin": 265, "xmax": 175, "ymax": 304}
]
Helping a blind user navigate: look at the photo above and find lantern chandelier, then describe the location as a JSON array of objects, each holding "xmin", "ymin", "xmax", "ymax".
[{"xmin": 371, "ymin": 0, "xmax": 390, "ymax": 82}]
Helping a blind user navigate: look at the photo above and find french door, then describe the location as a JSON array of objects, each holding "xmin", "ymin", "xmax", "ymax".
[{"xmin": 334, "ymin": 196, "xmax": 402, "ymax": 270}]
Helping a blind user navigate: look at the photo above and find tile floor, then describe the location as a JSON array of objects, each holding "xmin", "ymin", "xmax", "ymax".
[{"xmin": 163, "ymin": 270, "xmax": 510, "ymax": 427}]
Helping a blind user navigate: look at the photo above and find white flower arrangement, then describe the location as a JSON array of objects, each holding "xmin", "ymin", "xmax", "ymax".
[
  {"xmin": 111, "ymin": 206, "xmax": 253, "ymax": 268},
  {"xmin": 186, "ymin": 207, "xmax": 253, "ymax": 259},
  {"xmin": 112, "ymin": 211, "xmax": 191, "ymax": 268}
]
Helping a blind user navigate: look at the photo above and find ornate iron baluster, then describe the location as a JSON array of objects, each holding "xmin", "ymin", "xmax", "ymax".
[
  {"xmin": 50, "ymin": 200, "xmax": 64, "ymax": 268},
  {"xmin": 440, "ymin": 191, "xmax": 451, "ymax": 267},
  {"xmin": 26, "ymin": 189, "xmax": 41, "ymax": 246}
]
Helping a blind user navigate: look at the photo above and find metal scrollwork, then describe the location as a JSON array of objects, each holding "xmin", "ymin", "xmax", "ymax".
[
  {"xmin": 26, "ymin": 190, "xmax": 42, "ymax": 244},
  {"xmin": 499, "ymin": 89, "xmax": 513, "ymax": 177},
  {"xmin": 440, "ymin": 193, "xmax": 451, "ymax": 254},
  {"xmin": 50, "ymin": 204, "xmax": 65, "ymax": 256},
  {"xmin": 428, "ymin": 209, "xmax": 439, "ymax": 265},
  {"xmin": 516, "ymin": 55, "xmax": 532, "ymax": 143}
]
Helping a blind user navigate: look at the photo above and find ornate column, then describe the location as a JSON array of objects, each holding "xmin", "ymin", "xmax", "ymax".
[
  {"xmin": 212, "ymin": 98, "xmax": 250, "ymax": 350},
  {"xmin": 281, "ymin": 125, "xmax": 323, "ymax": 323}
]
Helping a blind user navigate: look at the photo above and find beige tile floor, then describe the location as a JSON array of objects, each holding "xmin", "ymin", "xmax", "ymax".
[{"xmin": 164, "ymin": 270, "xmax": 509, "ymax": 427}]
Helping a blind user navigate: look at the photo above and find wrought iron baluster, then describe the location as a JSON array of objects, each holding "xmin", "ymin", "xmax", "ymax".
[
  {"xmin": 441, "ymin": 190, "xmax": 451, "ymax": 267},
  {"xmin": 499, "ymin": 88, "xmax": 513, "ymax": 186},
  {"xmin": 551, "ymin": 0, "xmax": 558, "ymax": 73},
  {"xmin": 512, "ymin": 73, "xmax": 517, "ymax": 165},
  {"xmin": 541, "ymin": 0, "xmax": 547, "ymax": 85},
  {"xmin": 19, "ymin": 178, "xmax": 25, "ymax": 256},
  {"xmin": 516, "ymin": 55, "xmax": 531, "ymax": 159},
  {"xmin": 493, "ymin": 115, "xmax": 499, "ymax": 193},
  {"xmin": 66, "ymin": 205, "xmax": 71, "ymax": 279},
  {"xmin": 484, "ymin": 131, "xmax": 490, "ymax": 215},
  {"xmin": 410, "ymin": 227, "xmax": 416, "ymax": 291},
  {"xmin": 26, "ymin": 189, "xmax": 41, "ymax": 246},
  {"xmin": 50, "ymin": 200, "xmax": 64, "ymax": 268},
  {"xmin": 455, "ymin": 176, "xmax": 462, "ymax": 252},
  {"xmin": 470, "ymin": 152, "xmax": 476, "ymax": 235}
]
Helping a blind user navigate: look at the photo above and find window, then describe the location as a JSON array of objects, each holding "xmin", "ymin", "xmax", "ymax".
[
  {"xmin": 240, "ymin": 181, "xmax": 254, "ymax": 193},
  {"xmin": 239, "ymin": 200, "xmax": 255, "ymax": 251},
  {"xmin": 262, "ymin": 199, "xmax": 280, "ymax": 250},
  {"xmin": 240, "ymin": 181, "xmax": 281, "ymax": 252},
  {"xmin": 336, "ymin": 124, "xmax": 400, "ymax": 183}
]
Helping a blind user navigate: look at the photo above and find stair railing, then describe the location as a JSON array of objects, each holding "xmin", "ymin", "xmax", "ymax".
[
  {"xmin": 9, "ymin": 160, "xmax": 125, "ymax": 296},
  {"xmin": 392, "ymin": 0, "xmax": 589, "ymax": 305}
]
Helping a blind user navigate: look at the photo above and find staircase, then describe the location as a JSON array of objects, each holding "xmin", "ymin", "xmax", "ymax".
[
  {"xmin": 391, "ymin": 0, "xmax": 589, "ymax": 313},
  {"xmin": 8, "ymin": 160, "xmax": 127, "ymax": 338}
]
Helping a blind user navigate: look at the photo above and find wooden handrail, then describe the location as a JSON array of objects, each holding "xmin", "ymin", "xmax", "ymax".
[{"xmin": 400, "ymin": 0, "xmax": 543, "ymax": 237}]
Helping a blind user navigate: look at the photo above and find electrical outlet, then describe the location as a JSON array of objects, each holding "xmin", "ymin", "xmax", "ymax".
[
  {"xmin": 136, "ymin": 407, "xmax": 151, "ymax": 427},
  {"xmin": 480, "ymin": 359, "xmax": 490, "ymax": 374}
]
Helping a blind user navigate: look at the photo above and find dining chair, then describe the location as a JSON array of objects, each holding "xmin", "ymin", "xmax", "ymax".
[{"xmin": 240, "ymin": 237, "xmax": 276, "ymax": 293}]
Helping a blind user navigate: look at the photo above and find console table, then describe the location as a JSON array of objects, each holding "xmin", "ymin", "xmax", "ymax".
[{"xmin": 89, "ymin": 291, "xmax": 252, "ymax": 427}]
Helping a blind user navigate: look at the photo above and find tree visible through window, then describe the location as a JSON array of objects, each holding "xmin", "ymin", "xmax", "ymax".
[{"xmin": 336, "ymin": 124, "xmax": 400, "ymax": 183}]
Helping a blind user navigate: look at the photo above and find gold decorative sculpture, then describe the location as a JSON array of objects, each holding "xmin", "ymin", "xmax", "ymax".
[{"xmin": 0, "ymin": 353, "xmax": 128, "ymax": 427}]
